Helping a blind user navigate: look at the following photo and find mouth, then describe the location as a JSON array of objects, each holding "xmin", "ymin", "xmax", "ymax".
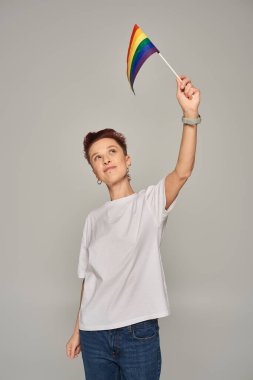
[{"xmin": 104, "ymin": 166, "xmax": 117, "ymax": 172}]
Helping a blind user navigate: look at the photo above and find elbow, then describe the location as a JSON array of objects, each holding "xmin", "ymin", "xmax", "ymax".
[{"xmin": 175, "ymin": 166, "xmax": 192, "ymax": 180}]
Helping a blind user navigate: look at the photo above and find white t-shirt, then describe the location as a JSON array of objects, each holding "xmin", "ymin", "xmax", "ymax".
[{"xmin": 77, "ymin": 175, "xmax": 178, "ymax": 330}]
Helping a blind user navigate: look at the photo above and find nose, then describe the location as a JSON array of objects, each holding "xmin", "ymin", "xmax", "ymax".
[{"xmin": 103, "ymin": 157, "xmax": 111, "ymax": 165}]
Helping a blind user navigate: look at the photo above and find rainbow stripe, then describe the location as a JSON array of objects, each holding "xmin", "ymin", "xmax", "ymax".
[{"xmin": 127, "ymin": 24, "xmax": 160, "ymax": 94}]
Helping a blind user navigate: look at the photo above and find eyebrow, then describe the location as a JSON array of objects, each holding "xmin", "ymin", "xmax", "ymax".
[{"xmin": 90, "ymin": 145, "xmax": 118, "ymax": 160}]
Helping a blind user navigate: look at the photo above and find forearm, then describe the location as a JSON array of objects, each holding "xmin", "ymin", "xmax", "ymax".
[
  {"xmin": 175, "ymin": 110, "xmax": 198, "ymax": 178},
  {"xmin": 73, "ymin": 279, "xmax": 85, "ymax": 335}
]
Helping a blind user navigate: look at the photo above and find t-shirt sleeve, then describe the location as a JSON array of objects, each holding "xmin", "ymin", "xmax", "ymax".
[
  {"xmin": 145, "ymin": 176, "xmax": 178, "ymax": 225},
  {"xmin": 77, "ymin": 214, "xmax": 91, "ymax": 279}
]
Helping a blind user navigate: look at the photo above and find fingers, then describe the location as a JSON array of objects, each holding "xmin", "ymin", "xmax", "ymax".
[
  {"xmin": 185, "ymin": 83, "xmax": 194, "ymax": 98},
  {"xmin": 177, "ymin": 75, "xmax": 198, "ymax": 99},
  {"xmin": 187, "ymin": 87, "xmax": 195, "ymax": 99},
  {"xmin": 71, "ymin": 345, "xmax": 81, "ymax": 359},
  {"xmin": 180, "ymin": 76, "xmax": 191, "ymax": 89},
  {"xmin": 70, "ymin": 349, "xmax": 79, "ymax": 359},
  {"xmin": 66, "ymin": 344, "xmax": 71, "ymax": 358},
  {"xmin": 66, "ymin": 343, "xmax": 81, "ymax": 359},
  {"xmin": 180, "ymin": 77, "xmax": 192, "ymax": 93}
]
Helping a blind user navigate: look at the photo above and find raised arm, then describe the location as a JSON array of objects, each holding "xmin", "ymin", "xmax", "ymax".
[{"xmin": 165, "ymin": 75, "xmax": 201, "ymax": 210}]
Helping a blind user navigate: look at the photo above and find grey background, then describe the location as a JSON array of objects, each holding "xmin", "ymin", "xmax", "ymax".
[{"xmin": 1, "ymin": 0, "xmax": 252, "ymax": 379}]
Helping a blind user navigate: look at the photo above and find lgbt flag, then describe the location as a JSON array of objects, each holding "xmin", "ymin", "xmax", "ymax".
[{"xmin": 127, "ymin": 24, "xmax": 160, "ymax": 94}]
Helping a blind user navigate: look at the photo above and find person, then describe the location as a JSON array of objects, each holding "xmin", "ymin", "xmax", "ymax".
[{"xmin": 66, "ymin": 74, "xmax": 201, "ymax": 379}]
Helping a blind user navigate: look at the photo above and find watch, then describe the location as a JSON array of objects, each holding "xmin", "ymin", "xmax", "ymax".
[{"xmin": 182, "ymin": 114, "xmax": 201, "ymax": 125}]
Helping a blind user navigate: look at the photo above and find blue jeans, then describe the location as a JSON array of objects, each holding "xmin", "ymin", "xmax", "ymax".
[{"xmin": 79, "ymin": 318, "xmax": 161, "ymax": 379}]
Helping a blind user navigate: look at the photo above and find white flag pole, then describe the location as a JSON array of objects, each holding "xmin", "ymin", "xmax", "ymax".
[{"xmin": 158, "ymin": 53, "xmax": 183, "ymax": 82}]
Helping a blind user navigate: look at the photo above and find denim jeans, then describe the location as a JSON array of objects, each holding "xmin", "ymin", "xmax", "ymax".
[{"xmin": 79, "ymin": 318, "xmax": 161, "ymax": 380}]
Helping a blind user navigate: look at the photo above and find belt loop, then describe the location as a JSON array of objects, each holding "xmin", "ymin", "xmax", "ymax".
[{"xmin": 128, "ymin": 324, "xmax": 132, "ymax": 332}]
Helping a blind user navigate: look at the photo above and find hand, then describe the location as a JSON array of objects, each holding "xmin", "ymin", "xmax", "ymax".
[
  {"xmin": 176, "ymin": 75, "xmax": 201, "ymax": 118},
  {"xmin": 66, "ymin": 332, "xmax": 81, "ymax": 359}
]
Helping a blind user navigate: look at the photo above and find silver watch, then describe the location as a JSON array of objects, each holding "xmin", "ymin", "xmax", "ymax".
[{"xmin": 182, "ymin": 114, "xmax": 201, "ymax": 125}]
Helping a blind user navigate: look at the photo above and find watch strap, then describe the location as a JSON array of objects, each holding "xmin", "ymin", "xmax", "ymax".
[{"xmin": 182, "ymin": 114, "xmax": 201, "ymax": 125}]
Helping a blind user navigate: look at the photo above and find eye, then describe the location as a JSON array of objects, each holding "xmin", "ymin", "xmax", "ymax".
[{"xmin": 94, "ymin": 149, "xmax": 116, "ymax": 161}]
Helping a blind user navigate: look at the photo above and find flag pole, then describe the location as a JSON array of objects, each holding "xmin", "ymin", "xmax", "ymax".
[{"xmin": 158, "ymin": 53, "xmax": 183, "ymax": 82}]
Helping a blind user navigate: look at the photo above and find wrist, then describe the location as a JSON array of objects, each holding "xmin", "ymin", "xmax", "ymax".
[
  {"xmin": 183, "ymin": 110, "xmax": 199, "ymax": 119},
  {"xmin": 182, "ymin": 113, "xmax": 201, "ymax": 126}
]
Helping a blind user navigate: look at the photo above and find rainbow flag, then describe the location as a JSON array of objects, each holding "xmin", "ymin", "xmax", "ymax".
[{"xmin": 127, "ymin": 24, "xmax": 160, "ymax": 94}]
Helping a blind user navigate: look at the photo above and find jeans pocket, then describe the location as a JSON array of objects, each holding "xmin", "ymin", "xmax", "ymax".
[{"xmin": 132, "ymin": 319, "xmax": 158, "ymax": 340}]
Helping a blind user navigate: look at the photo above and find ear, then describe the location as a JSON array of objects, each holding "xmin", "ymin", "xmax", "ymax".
[{"xmin": 126, "ymin": 154, "xmax": 132, "ymax": 167}]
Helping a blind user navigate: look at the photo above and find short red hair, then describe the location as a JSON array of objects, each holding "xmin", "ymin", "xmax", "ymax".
[{"xmin": 83, "ymin": 128, "xmax": 131, "ymax": 181}]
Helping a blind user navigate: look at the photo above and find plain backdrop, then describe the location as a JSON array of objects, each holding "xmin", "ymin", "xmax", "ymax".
[{"xmin": 1, "ymin": 0, "xmax": 253, "ymax": 379}]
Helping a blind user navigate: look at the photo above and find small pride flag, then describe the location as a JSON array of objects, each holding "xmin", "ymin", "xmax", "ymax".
[
  {"xmin": 127, "ymin": 24, "xmax": 160, "ymax": 94},
  {"xmin": 126, "ymin": 24, "xmax": 182, "ymax": 94}
]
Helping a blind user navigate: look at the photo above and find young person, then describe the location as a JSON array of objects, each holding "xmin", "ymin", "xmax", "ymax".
[{"xmin": 66, "ymin": 75, "xmax": 201, "ymax": 379}]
